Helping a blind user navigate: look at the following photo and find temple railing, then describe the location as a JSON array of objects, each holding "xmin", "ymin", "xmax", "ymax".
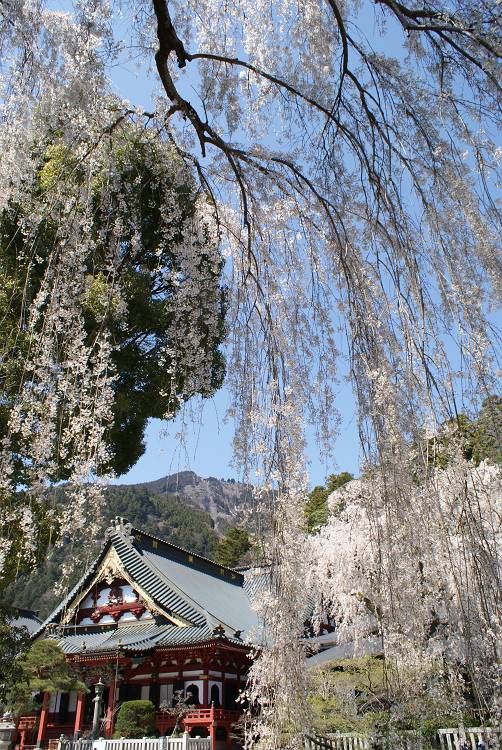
[{"xmin": 156, "ymin": 708, "xmax": 240, "ymax": 723}]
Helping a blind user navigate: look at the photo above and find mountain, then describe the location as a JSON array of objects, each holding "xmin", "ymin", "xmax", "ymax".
[
  {"xmin": 4, "ymin": 473, "xmax": 252, "ymax": 620},
  {"xmin": 129, "ymin": 470, "xmax": 252, "ymax": 532}
]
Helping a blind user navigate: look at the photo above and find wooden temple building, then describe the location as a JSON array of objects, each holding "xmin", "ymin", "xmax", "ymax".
[{"xmin": 19, "ymin": 518, "xmax": 267, "ymax": 750}]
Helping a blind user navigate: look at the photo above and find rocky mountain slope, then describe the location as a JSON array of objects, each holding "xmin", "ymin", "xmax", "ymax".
[{"xmin": 130, "ymin": 470, "xmax": 252, "ymax": 532}]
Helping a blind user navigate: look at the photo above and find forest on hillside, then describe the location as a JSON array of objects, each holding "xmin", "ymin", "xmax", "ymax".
[{"xmin": 5, "ymin": 481, "xmax": 234, "ymax": 618}]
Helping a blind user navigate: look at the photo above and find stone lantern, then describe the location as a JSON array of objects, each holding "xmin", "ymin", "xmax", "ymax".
[{"xmin": 91, "ymin": 679, "xmax": 105, "ymax": 739}]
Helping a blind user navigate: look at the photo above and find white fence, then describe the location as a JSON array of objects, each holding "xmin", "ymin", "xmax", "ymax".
[
  {"xmin": 329, "ymin": 736, "xmax": 370, "ymax": 750},
  {"xmin": 305, "ymin": 732, "xmax": 420, "ymax": 750},
  {"xmin": 328, "ymin": 733, "xmax": 421, "ymax": 750},
  {"xmin": 438, "ymin": 728, "xmax": 500, "ymax": 750},
  {"xmin": 305, "ymin": 734, "xmax": 371, "ymax": 750},
  {"xmin": 58, "ymin": 734, "xmax": 211, "ymax": 750},
  {"xmin": 305, "ymin": 727, "xmax": 500, "ymax": 750},
  {"xmin": 328, "ymin": 734, "xmax": 371, "ymax": 750}
]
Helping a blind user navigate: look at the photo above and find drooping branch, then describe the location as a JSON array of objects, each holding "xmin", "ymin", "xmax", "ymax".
[{"xmin": 375, "ymin": 0, "xmax": 502, "ymax": 57}]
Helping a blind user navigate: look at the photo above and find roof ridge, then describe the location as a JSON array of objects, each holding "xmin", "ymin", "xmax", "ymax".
[{"xmin": 129, "ymin": 525, "xmax": 243, "ymax": 579}]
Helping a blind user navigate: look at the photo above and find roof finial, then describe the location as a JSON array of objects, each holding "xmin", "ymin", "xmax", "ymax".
[
  {"xmin": 212, "ymin": 624, "xmax": 225, "ymax": 639},
  {"xmin": 105, "ymin": 517, "xmax": 134, "ymax": 542}
]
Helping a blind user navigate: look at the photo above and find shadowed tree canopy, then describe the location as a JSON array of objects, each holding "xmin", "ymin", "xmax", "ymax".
[{"xmin": 0, "ymin": 129, "xmax": 226, "ymax": 482}]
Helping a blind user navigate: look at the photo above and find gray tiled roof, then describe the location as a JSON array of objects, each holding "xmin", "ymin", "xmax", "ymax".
[
  {"xmin": 58, "ymin": 622, "xmax": 244, "ymax": 654},
  {"xmin": 139, "ymin": 546, "xmax": 259, "ymax": 634},
  {"xmin": 110, "ymin": 533, "xmax": 206, "ymax": 627},
  {"xmin": 10, "ymin": 609, "xmax": 42, "ymax": 634},
  {"xmin": 35, "ymin": 521, "xmax": 262, "ymax": 653},
  {"xmin": 242, "ymin": 567, "xmax": 271, "ymax": 601}
]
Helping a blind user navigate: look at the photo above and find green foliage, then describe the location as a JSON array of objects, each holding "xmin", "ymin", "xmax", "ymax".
[
  {"xmin": 0, "ymin": 127, "xmax": 227, "ymax": 590},
  {"xmin": 305, "ymin": 486, "xmax": 330, "ymax": 532},
  {"xmin": 0, "ymin": 130, "xmax": 226, "ymax": 483},
  {"xmin": 308, "ymin": 657, "xmax": 386, "ymax": 735},
  {"xmin": 470, "ymin": 396, "xmax": 501, "ymax": 465},
  {"xmin": 304, "ymin": 472, "xmax": 353, "ymax": 531},
  {"xmin": 0, "ymin": 494, "xmax": 53, "ymax": 595},
  {"xmin": 428, "ymin": 396, "xmax": 501, "ymax": 468},
  {"xmin": 0, "ymin": 607, "xmax": 31, "ymax": 706},
  {"xmin": 326, "ymin": 472, "xmax": 356, "ymax": 493},
  {"xmin": 418, "ymin": 714, "xmax": 480, "ymax": 745},
  {"xmin": 17, "ymin": 639, "xmax": 85, "ymax": 693},
  {"xmin": 308, "ymin": 656, "xmax": 474, "ymax": 741},
  {"xmin": 114, "ymin": 700, "xmax": 156, "ymax": 738},
  {"xmin": 4, "ymin": 639, "xmax": 86, "ymax": 716},
  {"xmin": 214, "ymin": 527, "xmax": 251, "ymax": 567}
]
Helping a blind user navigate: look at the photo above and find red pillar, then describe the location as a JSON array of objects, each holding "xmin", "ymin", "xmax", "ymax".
[
  {"xmin": 74, "ymin": 693, "xmax": 86, "ymax": 738},
  {"xmin": 18, "ymin": 717, "xmax": 35, "ymax": 750},
  {"xmin": 209, "ymin": 703, "xmax": 216, "ymax": 750},
  {"xmin": 105, "ymin": 679, "xmax": 116, "ymax": 738},
  {"xmin": 202, "ymin": 674, "xmax": 209, "ymax": 708},
  {"xmin": 36, "ymin": 693, "xmax": 51, "ymax": 748}
]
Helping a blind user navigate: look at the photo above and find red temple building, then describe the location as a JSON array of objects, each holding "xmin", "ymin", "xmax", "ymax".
[{"xmin": 19, "ymin": 518, "xmax": 268, "ymax": 750}]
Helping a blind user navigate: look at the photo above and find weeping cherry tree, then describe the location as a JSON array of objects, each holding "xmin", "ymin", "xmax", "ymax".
[{"xmin": 0, "ymin": 0, "xmax": 500, "ymax": 746}]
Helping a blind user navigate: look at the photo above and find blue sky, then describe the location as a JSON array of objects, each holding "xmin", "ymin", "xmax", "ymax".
[
  {"xmin": 104, "ymin": 33, "xmax": 361, "ymax": 487},
  {"xmin": 115, "ymin": 390, "xmax": 360, "ymax": 487},
  {"xmin": 44, "ymin": 2, "xmax": 500, "ymax": 487}
]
